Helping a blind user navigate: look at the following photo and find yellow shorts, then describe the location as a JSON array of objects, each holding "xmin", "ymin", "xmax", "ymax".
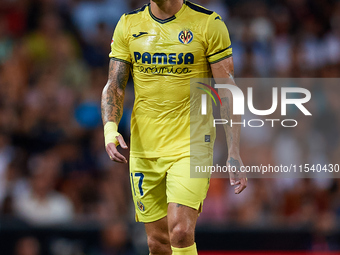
[{"xmin": 129, "ymin": 155, "xmax": 211, "ymax": 223}]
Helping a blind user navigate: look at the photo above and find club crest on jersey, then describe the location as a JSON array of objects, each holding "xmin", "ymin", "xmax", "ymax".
[
  {"xmin": 137, "ymin": 200, "xmax": 145, "ymax": 212},
  {"xmin": 178, "ymin": 30, "xmax": 193, "ymax": 44}
]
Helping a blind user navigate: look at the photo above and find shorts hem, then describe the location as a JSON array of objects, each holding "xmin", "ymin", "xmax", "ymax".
[
  {"xmin": 135, "ymin": 212, "xmax": 168, "ymax": 223},
  {"xmin": 167, "ymin": 199, "xmax": 203, "ymax": 212}
]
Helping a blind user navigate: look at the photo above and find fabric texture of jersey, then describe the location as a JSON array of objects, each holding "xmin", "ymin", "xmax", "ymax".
[{"xmin": 109, "ymin": 0, "xmax": 232, "ymax": 158}]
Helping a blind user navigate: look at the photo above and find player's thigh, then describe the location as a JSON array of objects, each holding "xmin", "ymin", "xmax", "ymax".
[
  {"xmin": 130, "ymin": 157, "xmax": 168, "ymax": 223},
  {"xmin": 166, "ymin": 156, "xmax": 211, "ymax": 211},
  {"xmin": 167, "ymin": 202, "xmax": 198, "ymax": 244}
]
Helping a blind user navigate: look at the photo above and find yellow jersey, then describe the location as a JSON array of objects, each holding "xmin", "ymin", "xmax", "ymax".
[{"xmin": 109, "ymin": 0, "xmax": 232, "ymax": 158}]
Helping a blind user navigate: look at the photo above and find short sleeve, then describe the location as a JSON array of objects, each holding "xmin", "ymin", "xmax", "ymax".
[
  {"xmin": 109, "ymin": 15, "xmax": 131, "ymax": 64},
  {"xmin": 205, "ymin": 13, "xmax": 232, "ymax": 64}
]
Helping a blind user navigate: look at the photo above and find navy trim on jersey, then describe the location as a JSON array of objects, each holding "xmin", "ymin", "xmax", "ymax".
[
  {"xmin": 110, "ymin": 57, "xmax": 131, "ymax": 65},
  {"xmin": 207, "ymin": 46, "xmax": 231, "ymax": 58},
  {"xmin": 126, "ymin": 4, "xmax": 148, "ymax": 15},
  {"xmin": 148, "ymin": 4, "xmax": 176, "ymax": 24},
  {"xmin": 185, "ymin": 1, "xmax": 213, "ymax": 15},
  {"xmin": 209, "ymin": 54, "xmax": 233, "ymax": 64}
]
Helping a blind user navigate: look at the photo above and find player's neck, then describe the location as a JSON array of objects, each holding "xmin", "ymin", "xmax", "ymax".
[{"xmin": 150, "ymin": 0, "xmax": 183, "ymax": 20}]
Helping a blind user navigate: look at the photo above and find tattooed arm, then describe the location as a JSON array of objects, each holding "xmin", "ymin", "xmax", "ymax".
[
  {"xmin": 211, "ymin": 57, "xmax": 247, "ymax": 194},
  {"xmin": 101, "ymin": 59, "xmax": 130, "ymax": 163},
  {"xmin": 102, "ymin": 59, "xmax": 130, "ymax": 125}
]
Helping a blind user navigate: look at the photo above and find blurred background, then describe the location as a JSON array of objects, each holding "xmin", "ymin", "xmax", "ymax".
[{"xmin": 0, "ymin": 0, "xmax": 340, "ymax": 254}]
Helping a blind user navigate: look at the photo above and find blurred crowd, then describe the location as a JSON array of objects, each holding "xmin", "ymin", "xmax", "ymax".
[{"xmin": 0, "ymin": 0, "xmax": 340, "ymax": 253}]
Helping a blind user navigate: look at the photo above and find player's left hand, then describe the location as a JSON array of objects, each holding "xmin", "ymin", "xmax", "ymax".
[{"xmin": 227, "ymin": 154, "xmax": 247, "ymax": 194}]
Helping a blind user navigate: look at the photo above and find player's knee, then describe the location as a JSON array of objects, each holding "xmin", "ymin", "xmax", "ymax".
[
  {"xmin": 147, "ymin": 235, "xmax": 171, "ymax": 255},
  {"xmin": 169, "ymin": 223, "xmax": 194, "ymax": 247}
]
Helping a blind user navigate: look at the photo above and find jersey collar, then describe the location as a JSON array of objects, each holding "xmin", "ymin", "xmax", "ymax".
[{"xmin": 148, "ymin": 0, "xmax": 187, "ymax": 24}]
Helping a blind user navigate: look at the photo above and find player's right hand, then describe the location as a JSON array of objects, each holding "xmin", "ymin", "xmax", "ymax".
[
  {"xmin": 106, "ymin": 135, "xmax": 128, "ymax": 163},
  {"xmin": 227, "ymin": 154, "xmax": 247, "ymax": 194}
]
